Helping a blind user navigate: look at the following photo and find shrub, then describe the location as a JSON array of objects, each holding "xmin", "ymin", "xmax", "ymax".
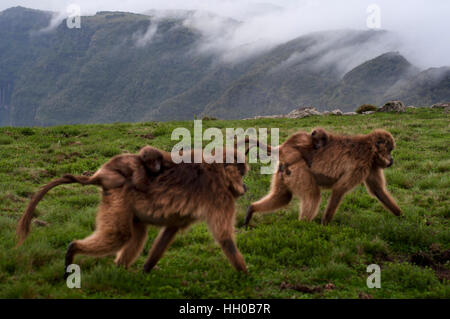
[{"xmin": 356, "ymin": 104, "xmax": 378, "ymax": 114}]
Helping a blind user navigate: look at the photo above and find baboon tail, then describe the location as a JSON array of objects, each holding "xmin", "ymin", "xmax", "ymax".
[{"xmin": 16, "ymin": 174, "xmax": 93, "ymax": 246}]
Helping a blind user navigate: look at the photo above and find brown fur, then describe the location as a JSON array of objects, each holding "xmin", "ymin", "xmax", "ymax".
[
  {"xmin": 16, "ymin": 147, "xmax": 251, "ymax": 275},
  {"xmin": 16, "ymin": 146, "xmax": 171, "ymax": 246},
  {"xmin": 63, "ymin": 146, "xmax": 170, "ymax": 193},
  {"xmin": 278, "ymin": 128, "xmax": 329, "ymax": 174},
  {"xmin": 244, "ymin": 129, "xmax": 402, "ymax": 227}
]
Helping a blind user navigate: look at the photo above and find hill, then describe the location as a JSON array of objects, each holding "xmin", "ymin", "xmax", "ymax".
[
  {"xmin": 0, "ymin": 7, "xmax": 449, "ymax": 126},
  {"xmin": 0, "ymin": 108, "xmax": 449, "ymax": 298}
]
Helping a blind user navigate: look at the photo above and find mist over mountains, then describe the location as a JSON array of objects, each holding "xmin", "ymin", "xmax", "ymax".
[{"xmin": 0, "ymin": 6, "xmax": 449, "ymax": 126}]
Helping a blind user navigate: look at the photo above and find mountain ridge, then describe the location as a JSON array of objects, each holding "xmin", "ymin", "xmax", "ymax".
[{"xmin": 0, "ymin": 7, "xmax": 448, "ymax": 126}]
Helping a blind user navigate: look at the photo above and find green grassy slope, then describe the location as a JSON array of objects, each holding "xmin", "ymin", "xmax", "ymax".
[{"xmin": 0, "ymin": 108, "xmax": 448, "ymax": 298}]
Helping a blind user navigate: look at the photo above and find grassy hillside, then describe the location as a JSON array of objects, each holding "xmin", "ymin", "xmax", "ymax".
[{"xmin": 0, "ymin": 108, "xmax": 448, "ymax": 298}]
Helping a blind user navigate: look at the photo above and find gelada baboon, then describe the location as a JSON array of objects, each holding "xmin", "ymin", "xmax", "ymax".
[
  {"xmin": 17, "ymin": 145, "xmax": 251, "ymax": 275},
  {"xmin": 244, "ymin": 129, "xmax": 402, "ymax": 227},
  {"xmin": 15, "ymin": 145, "xmax": 172, "ymax": 246},
  {"xmin": 63, "ymin": 145, "xmax": 171, "ymax": 193},
  {"xmin": 277, "ymin": 128, "xmax": 329, "ymax": 174}
]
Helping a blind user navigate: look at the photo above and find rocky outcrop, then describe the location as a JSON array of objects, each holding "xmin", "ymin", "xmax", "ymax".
[
  {"xmin": 378, "ymin": 100, "xmax": 406, "ymax": 113},
  {"xmin": 244, "ymin": 101, "xmax": 422, "ymax": 120},
  {"xmin": 286, "ymin": 107, "xmax": 322, "ymax": 118},
  {"xmin": 431, "ymin": 102, "xmax": 450, "ymax": 109}
]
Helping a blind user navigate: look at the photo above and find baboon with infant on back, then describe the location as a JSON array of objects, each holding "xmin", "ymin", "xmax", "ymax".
[
  {"xmin": 17, "ymin": 144, "xmax": 251, "ymax": 275},
  {"xmin": 245, "ymin": 128, "xmax": 402, "ymax": 227}
]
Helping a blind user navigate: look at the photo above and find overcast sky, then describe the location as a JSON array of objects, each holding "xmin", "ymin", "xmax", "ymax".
[{"xmin": 1, "ymin": 0, "xmax": 449, "ymax": 68}]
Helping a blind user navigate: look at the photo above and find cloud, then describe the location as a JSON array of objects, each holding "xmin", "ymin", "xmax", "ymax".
[
  {"xmin": 1, "ymin": 0, "xmax": 449, "ymax": 68},
  {"xmin": 36, "ymin": 11, "xmax": 66, "ymax": 33},
  {"xmin": 133, "ymin": 22, "xmax": 158, "ymax": 47}
]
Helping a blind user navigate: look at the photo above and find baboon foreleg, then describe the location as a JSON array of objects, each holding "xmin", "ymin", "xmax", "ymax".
[
  {"xmin": 143, "ymin": 226, "xmax": 179, "ymax": 273},
  {"xmin": 365, "ymin": 168, "xmax": 402, "ymax": 216},
  {"xmin": 218, "ymin": 238, "xmax": 247, "ymax": 273},
  {"xmin": 115, "ymin": 221, "xmax": 148, "ymax": 268}
]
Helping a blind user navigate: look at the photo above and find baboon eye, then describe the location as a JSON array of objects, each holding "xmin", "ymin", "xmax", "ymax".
[{"xmin": 376, "ymin": 139, "xmax": 384, "ymax": 146}]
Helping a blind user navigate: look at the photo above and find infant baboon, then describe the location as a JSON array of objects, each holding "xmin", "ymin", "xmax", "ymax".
[
  {"xmin": 17, "ymin": 145, "xmax": 252, "ymax": 275},
  {"xmin": 278, "ymin": 128, "xmax": 329, "ymax": 175},
  {"xmin": 64, "ymin": 145, "xmax": 169, "ymax": 193},
  {"xmin": 245, "ymin": 129, "xmax": 402, "ymax": 227}
]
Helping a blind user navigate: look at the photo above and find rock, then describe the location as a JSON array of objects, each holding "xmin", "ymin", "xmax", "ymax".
[
  {"xmin": 445, "ymin": 106, "xmax": 450, "ymax": 114},
  {"xmin": 406, "ymin": 105, "xmax": 417, "ymax": 109},
  {"xmin": 362, "ymin": 111, "xmax": 375, "ymax": 114},
  {"xmin": 343, "ymin": 112, "xmax": 357, "ymax": 115},
  {"xmin": 431, "ymin": 102, "xmax": 450, "ymax": 109},
  {"xmin": 379, "ymin": 100, "xmax": 406, "ymax": 113},
  {"xmin": 251, "ymin": 114, "xmax": 285, "ymax": 119},
  {"xmin": 322, "ymin": 111, "xmax": 331, "ymax": 115},
  {"xmin": 286, "ymin": 106, "xmax": 321, "ymax": 119},
  {"xmin": 331, "ymin": 109, "xmax": 343, "ymax": 115}
]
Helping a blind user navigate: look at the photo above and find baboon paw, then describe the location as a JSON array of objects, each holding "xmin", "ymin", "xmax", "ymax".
[{"xmin": 143, "ymin": 265, "xmax": 160, "ymax": 273}]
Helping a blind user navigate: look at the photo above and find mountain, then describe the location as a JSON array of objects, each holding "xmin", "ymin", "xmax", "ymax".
[
  {"xmin": 383, "ymin": 66, "xmax": 450, "ymax": 106},
  {"xmin": 0, "ymin": 7, "xmax": 448, "ymax": 126},
  {"xmin": 318, "ymin": 52, "xmax": 420, "ymax": 108}
]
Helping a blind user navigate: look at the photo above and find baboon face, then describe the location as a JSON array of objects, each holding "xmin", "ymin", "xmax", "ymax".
[
  {"xmin": 373, "ymin": 130, "xmax": 395, "ymax": 168},
  {"xmin": 311, "ymin": 128, "xmax": 328, "ymax": 150},
  {"xmin": 139, "ymin": 146, "xmax": 163, "ymax": 173}
]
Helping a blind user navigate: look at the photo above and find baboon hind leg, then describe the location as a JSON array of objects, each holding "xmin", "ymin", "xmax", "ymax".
[
  {"xmin": 115, "ymin": 220, "xmax": 148, "ymax": 269},
  {"xmin": 321, "ymin": 189, "xmax": 345, "ymax": 226},
  {"xmin": 245, "ymin": 174, "xmax": 292, "ymax": 227},
  {"xmin": 65, "ymin": 228, "xmax": 132, "ymax": 278},
  {"xmin": 143, "ymin": 226, "xmax": 179, "ymax": 273},
  {"xmin": 207, "ymin": 208, "xmax": 247, "ymax": 273},
  {"xmin": 65, "ymin": 204, "xmax": 134, "ymax": 277},
  {"xmin": 295, "ymin": 184, "xmax": 321, "ymax": 221}
]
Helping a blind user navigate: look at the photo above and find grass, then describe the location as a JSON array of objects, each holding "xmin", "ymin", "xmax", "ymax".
[{"xmin": 0, "ymin": 108, "xmax": 448, "ymax": 298}]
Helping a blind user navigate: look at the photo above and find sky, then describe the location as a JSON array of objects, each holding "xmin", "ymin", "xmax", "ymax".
[{"xmin": 1, "ymin": 0, "xmax": 449, "ymax": 68}]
